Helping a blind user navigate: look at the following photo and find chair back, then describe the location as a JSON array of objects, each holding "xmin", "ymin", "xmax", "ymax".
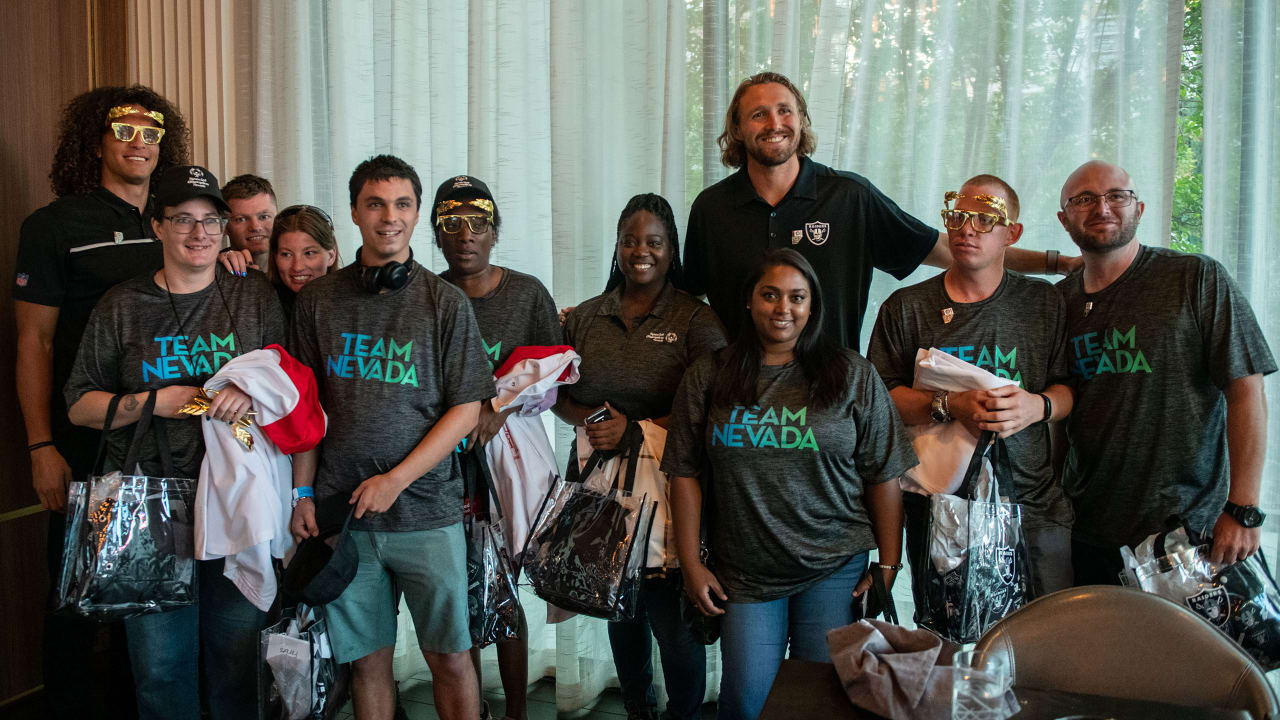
[{"xmin": 974, "ymin": 585, "xmax": 1278, "ymax": 719}]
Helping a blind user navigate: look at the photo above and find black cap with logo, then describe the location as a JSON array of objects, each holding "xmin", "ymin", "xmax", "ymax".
[
  {"xmin": 152, "ymin": 165, "xmax": 231, "ymax": 214},
  {"xmin": 430, "ymin": 175, "xmax": 498, "ymax": 226}
]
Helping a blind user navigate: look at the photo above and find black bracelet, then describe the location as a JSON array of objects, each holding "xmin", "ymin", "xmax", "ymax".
[
  {"xmin": 27, "ymin": 440, "xmax": 55, "ymax": 452},
  {"xmin": 1038, "ymin": 393, "xmax": 1053, "ymax": 423}
]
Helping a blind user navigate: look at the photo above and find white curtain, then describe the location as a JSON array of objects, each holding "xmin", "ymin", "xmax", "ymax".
[
  {"xmin": 231, "ymin": 0, "xmax": 1275, "ymax": 710},
  {"xmin": 702, "ymin": 0, "xmax": 1182, "ymax": 623},
  {"xmin": 243, "ymin": 1, "xmax": 704, "ymax": 713},
  {"xmin": 1200, "ymin": 0, "xmax": 1280, "ymax": 564}
]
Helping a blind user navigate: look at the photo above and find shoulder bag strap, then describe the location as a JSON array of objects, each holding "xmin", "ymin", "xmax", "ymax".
[
  {"xmin": 989, "ymin": 435, "xmax": 1018, "ymax": 503},
  {"xmin": 120, "ymin": 390, "xmax": 159, "ymax": 475},
  {"xmin": 618, "ymin": 421, "xmax": 645, "ymax": 495},
  {"xmin": 871, "ymin": 566, "xmax": 900, "ymax": 625},
  {"xmin": 957, "ymin": 430, "xmax": 996, "ymax": 500},
  {"xmin": 473, "ymin": 449, "xmax": 504, "ymax": 520},
  {"xmin": 92, "ymin": 394, "xmax": 126, "ymax": 475}
]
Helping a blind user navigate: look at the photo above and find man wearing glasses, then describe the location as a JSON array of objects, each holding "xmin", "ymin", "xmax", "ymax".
[
  {"xmin": 13, "ymin": 85, "xmax": 190, "ymax": 719},
  {"xmin": 1056, "ymin": 160, "xmax": 1275, "ymax": 584},
  {"xmin": 222, "ymin": 173, "xmax": 277, "ymax": 270},
  {"xmin": 869, "ymin": 174, "xmax": 1076, "ymax": 606}
]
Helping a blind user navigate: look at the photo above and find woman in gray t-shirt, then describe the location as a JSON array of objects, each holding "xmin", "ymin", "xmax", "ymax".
[
  {"xmin": 555, "ymin": 194, "xmax": 727, "ymax": 720},
  {"xmin": 663, "ymin": 248, "xmax": 914, "ymax": 720}
]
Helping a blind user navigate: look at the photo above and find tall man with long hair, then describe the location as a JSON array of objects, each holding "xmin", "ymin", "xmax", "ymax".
[
  {"xmin": 684, "ymin": 72, "xmax": 1077, "ymax": 350},
  {"xmin": 13, "ymin": 84, "xmax": 189, "ymax": 719}
]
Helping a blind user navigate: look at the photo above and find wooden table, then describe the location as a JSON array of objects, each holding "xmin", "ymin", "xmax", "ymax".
[{"xmin": 758, "ymin": 659, "xmax": 1253, "ymax": 720}]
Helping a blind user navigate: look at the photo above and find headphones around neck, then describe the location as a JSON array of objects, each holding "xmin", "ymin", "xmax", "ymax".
[{"xmin": 356, "ymin": 247, "xmax": 413, "ymax": 294}]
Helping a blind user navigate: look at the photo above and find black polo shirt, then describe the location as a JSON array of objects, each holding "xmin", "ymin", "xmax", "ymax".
[
  {"xmin": 684, "ymin": 156, "xmax": 937, "ymax": 350},
  {"xmin": 14, "ymin": 187, "xmax": 161, "ymax": 473},
  {"xmin": 562, "ymin": 281, "xmax": 727, "ymax": 422}
]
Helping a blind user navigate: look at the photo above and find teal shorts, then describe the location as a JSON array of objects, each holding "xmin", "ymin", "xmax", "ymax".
[{"xmin": 325, "ymin": 522, "xmax": 470, "ymax": 663}]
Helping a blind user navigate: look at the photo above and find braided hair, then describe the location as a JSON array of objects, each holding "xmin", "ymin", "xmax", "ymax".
[{"xmin": 604, "ymin": 193, "xmax": 686, "ymax": 293}]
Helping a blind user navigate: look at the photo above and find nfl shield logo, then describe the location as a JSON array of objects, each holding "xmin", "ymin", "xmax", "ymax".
[
  {"xmin": 804, "ymin": 221, "xmax": 830, "ymax": 246},
  {"xmin": 1185, "ymin": 586, "xmax": 1231, "ymax": 627}
]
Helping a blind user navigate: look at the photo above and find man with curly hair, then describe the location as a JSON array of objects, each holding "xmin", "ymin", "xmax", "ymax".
[{"xmin": 13, "ymin": 84, "xmax": 189, "ymax": 719}]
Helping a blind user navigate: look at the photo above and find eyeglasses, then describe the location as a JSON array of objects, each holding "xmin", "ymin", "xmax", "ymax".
[
  {"xmin": 109, "ymin": 122, "xmax": 165, "ymax": 145},
  {"xmin": 940, "ymin": 209, "xmax": 1012, "ymax": 233},
  {"xmin": 164, "ymin": 215, "xmax": 228, "ymax": 235},
  {"xmin": 436, "ymin": 214, "xmax": 492, "ymax": 235},
  {"xmin": 276, "ymin": 204, "xmax": 334, "ymax": 228},
  {"xmin": 1063, "ymin": 189, "xmax": 1138, "ymax": 211}
]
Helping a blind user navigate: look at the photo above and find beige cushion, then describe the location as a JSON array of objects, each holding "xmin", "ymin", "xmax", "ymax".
[{"xmin": 975, "ymin": 585, "xmax": 1278, "ymax": 719}]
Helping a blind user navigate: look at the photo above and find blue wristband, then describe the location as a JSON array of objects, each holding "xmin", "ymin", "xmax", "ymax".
[{"xmin": 291, "ymin": 486, "xmax": 315, "ymax": 507}]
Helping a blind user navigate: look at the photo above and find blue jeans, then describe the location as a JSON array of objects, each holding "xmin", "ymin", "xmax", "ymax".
[
  {"xmin": 608, "ymin": 570, "xmax": 707, "ymax": 719},
  {"xmin": 125, "ymin": 559, "xmax": 267, "ymax": 720},
  {"xmin": 717, "ymin": 554, "xmax": 869, "ymax": 720}
]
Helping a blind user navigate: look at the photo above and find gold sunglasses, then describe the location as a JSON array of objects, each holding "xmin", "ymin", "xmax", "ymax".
[
  {"xmin": 109, "ymin": 122, "xmax": 165, "ymax": 145},
  {"xmin": 436, "ymin": 214, "xmax": 492, "ymax": 235},
  {"xmin": 940, "ymin": 209, "xmax": 1012, "ymax": 233}
]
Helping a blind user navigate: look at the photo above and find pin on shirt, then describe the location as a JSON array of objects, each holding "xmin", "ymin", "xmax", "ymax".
[
  {"xmin": 1083, "ymin": 301, "xmax": 1093, "ymax": 318},
  {"xmin": 942, "ymin": 307, "xmax": 954, "ymax": 324}
]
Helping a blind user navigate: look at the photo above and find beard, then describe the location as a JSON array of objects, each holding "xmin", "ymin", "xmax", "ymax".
[
  {"xmin": 1066, "ymin": 214, "xmax": 1140, "ymax": 254},
  {"xmin": 745, "ymin": 134, "xmax": 799, "ymax": 167}
]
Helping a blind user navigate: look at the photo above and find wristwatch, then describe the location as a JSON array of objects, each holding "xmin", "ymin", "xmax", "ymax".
[
  {"xmin": 291, "ymin": 486, "xmax": 315, "ymax": 509},
  {"xmin": 930, "ymin": 391, "xmax": 953, "ymax": 424},
  {"xmin": 1224, "ymin": 501, "xmax": 1266, "ymax": 528}
]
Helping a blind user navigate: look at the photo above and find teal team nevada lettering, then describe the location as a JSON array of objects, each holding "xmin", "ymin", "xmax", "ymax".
[
  {"xmin": 1069, "ymin": 325, "xmax": 1151, "ymax": 380},
  {"xmin": 326, "ymin": 332, "xmax": 418, "ymax": 386},
  {"xmin": 712, "ymin": 404, "xmax": 819, "ymax": 451},
  {"xmin": 937, "ymin": 343, "xmax": 1023, "ymax": 386},
  {"xmin": 482, "ymin": 338, "xmax": 501, "ymax": 370},
  {"xmin": 141, "ymin": 333, "xmax": 236, "ymax": 381}
]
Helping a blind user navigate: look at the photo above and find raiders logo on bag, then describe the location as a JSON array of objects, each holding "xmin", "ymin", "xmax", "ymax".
[
  {"xmin": 1185, "ymin": 586, "xmax": 1231, "ymax": 627},
  {"xmin": 996, "ymin": 547, "xmax": 1017, "ymax": 586}
]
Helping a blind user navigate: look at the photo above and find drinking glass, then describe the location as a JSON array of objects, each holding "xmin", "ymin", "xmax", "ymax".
[{"xmin": 952, "ymin": 649, "xmax": 1010, "ymax": 720}]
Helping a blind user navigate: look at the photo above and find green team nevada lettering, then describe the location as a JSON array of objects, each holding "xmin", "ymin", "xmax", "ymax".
[
  {"xmin": 326, "ymin": 332, "xmax": 418, "ymax": 386},
  {"xmin": 1069, "ymin": 325, "xmax": 1151, "ymax": 380},
  {"xmin": 712, "ymin": 405, "xmax": 819, "ymax": 451},
  {"xmin": 142, "ymin": 333, "xmax": 236, "ymax": 381}
]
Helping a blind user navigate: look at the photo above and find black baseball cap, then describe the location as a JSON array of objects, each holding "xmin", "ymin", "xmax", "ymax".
[
  {"xmin": 431, "ymin": 175, "xmax": 497, "ymax": 225},
  {"xmin": 152, "ymin": 165, "xmax": 231, "ymax": 214}
]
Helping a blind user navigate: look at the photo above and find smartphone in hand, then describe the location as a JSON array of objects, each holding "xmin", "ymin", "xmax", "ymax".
[{"xmin": 584, "ymin": 406, "xmax": 613, "ymax": 425}]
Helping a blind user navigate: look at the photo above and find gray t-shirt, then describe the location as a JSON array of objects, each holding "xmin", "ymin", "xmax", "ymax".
[
  {"xmin": 444, "ymin": 267, "xmax": 560, "ymax": 370},
  {"xmin": 867, "ymin": 270, "xmax": 1073, "ymax": 529},
  {"xmin": 65, "ymin": 267, "xmax": 286, "ymax": 477},
  {"xmin": 290, "ymin": 262, "xmax": 494, "ymax": 532},
  {"xmin": 1058, "ymin": 245, "xmax": 1276, "ymax": 548},
  {"xmin": 563, "ymin": 282, "xmax": 728, "ymax": 421},
  {"xmin": 661, "ymin": 350, "xmax": 918, "ymax": 603}
]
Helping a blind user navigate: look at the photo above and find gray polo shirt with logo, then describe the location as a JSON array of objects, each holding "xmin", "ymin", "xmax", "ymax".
[{"xmin": 562, "ymin": 282, "xmax": 727, "ymax": 421}]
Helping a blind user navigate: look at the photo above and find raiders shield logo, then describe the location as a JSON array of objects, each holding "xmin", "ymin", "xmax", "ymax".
[
  {"xmin": 1185, "ymin": 586, "xmax": 1231, "ymax": 627},
  {"xmin": 996, "ymin": 546, "xmax": 1017, "ymax": 586},
  {"xmin": 804, "ymin": 221, "xmax": 830, "ymax": 246}
]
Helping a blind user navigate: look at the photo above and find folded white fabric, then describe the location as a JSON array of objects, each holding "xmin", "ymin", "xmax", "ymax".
[
  {"xmin": 904, "ymin": 347, "xmax": 1015, "ymax": 495},
  {"xmin": 197, "ymin": 345, "xmax": 327, "ymax": 611}
]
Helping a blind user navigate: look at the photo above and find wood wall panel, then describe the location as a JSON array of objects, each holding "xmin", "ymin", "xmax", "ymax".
[
  {"xmin": 0, "ymin": 513, "xmax": 50, "ymax": 705},
  {"xmin": 0, "ymin": 0, "xmax": 128, "ymax": 707},
  {"xmin": 128, "ymin": 0, "xmax": 240, "ymax": 181}
]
